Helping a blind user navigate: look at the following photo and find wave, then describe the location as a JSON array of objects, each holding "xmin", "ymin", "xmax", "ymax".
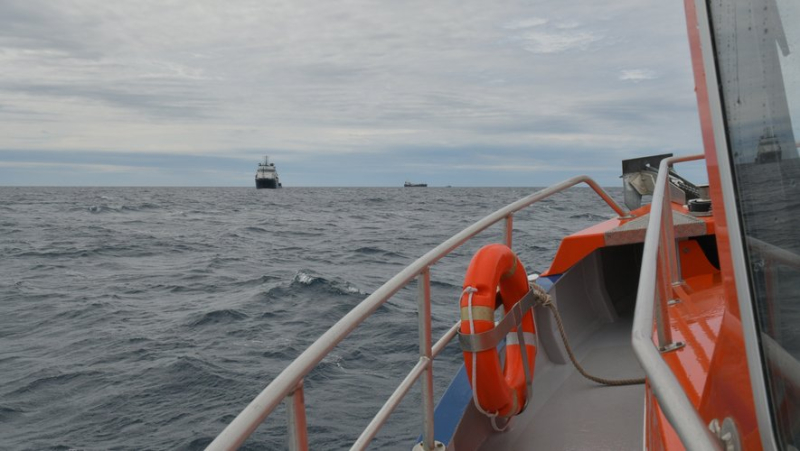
[
  {"xmin": 291, "ymin": 270, "xmax": 322, "ymax": 286},
  {"xmin": 569, "ymin": 213, "xmax": 610, "ymax": 221},
  {"xmin": 273, "ymin": 230, "xmax": 324, "ymax": 238},
  {"xmin": 260, "ymin": 337, "xmax": 303, "ymax": 359},
  {"xmin": 307, "ymin": 352, "xmax": 346, "ymax": 381},
  {"xmin": 207, "ymin": 255, "xmax": 244, "ymax": 269},
  {"xmin": 9, "ymin": 369, "xmax": 106, "ymax": 396},
  {"xmin": 0, "ymin": 405, "xmax": 24, "ymax": 421},
  {"xmin": 14, "ymin": 242, "xmax": 170, "ymax": 260},
  {"xmin": 176, "ymin": 437, "xmax": 213, "ymax": 451},
  {"xmin": 231, "ymin": 274, "xmax": 280, "ymax": 288},
  {"xmin": 187, "ymin": 309, "xmax": 249, "ymax": 327},
  {"xmin": 148, "ymin": 356, "xmax": 236, "ymax": 394},
  {"xmin": 147, "ymin": 282, "xmax": 225, "ymax": 295},
  {"xmin": 85, "ymin": 202, "xmax": 162, "ymax": 214},
  {"xmin": 50, "ymin": 305, "xmax": 104, "ymax": 322},
  {"xmin": 2, "ymin": 186, "xmax": 623, "ymax": 449},
  {"xmin": 249, "ymin": 271, "xmax": 370, "ymax": 322},
  {"xmin": 352, "ymin": 246, "xmax": 406, "ymax": 259},
  {"xmin": 240, "ymin": 226, "xmax": 269, "ymax": 233},
  {"xmin": 291, "ymin": 270, "xmax": 368, "ymax": 296},
  {"xmin": 430, "ymin": 279, "xmax": 460, "ymax": 290}
]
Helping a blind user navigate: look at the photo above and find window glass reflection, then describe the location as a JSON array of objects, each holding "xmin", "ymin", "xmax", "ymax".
[{"xmin": 709, "ymin": 0, "xmax": 800, "ymax": 446}]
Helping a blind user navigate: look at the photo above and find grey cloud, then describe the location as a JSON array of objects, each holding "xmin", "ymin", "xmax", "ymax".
[
  {"xmin": 1, "ymin": 81, "xmax": 216, "ymax": 119},
  {"xmin": 0, "ymin": 0, "xmax": 703, "ymax": 186},
  {"xmin": 0, "ymin": 1, "xmax": 106, "ymax": 58},
  {"xmin": 0, "ymin": 102, "xmax": 49, "ymax": 119}
]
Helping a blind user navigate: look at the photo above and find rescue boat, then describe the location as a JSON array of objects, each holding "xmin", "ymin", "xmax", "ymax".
[{"xmin": 206, "ymin": 0, "xmax": 800, "ymax": 449}]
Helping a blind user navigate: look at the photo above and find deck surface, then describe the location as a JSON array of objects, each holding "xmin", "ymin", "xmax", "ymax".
[{"xmin": 478, "ymin": 318, "xmax": 644, "ymax": 450}]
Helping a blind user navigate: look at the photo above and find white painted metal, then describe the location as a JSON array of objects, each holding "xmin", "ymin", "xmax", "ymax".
[
  {"xmin": 205, "ymin": 175, "xmax": 628, "ymax": 451},
  {"xmin": 632, "ymin": 153, "xmax": 722, "ymax": 451},
  {"xmin": 693, "ymin": 0, "xmax": 778, "ymax": 447},
  {"xmin": 256, "ymin": 155, "xmax": 279, "ymax": 181}
]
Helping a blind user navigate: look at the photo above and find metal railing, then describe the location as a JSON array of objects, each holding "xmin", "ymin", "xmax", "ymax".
[
  {"xmin": 631, "ymin": 154, "xmax": 723, "ymax": 451},
  {"xmin": 748, "ymin": 236, "xmax": 800, "ymax": 270},
  {"xmin": 747, "ymin": 236, "xmax": 800, "ymax": 391},
  {"xmin": 206, "ymin": 176, "xmax": 629, "ymax": 451}
]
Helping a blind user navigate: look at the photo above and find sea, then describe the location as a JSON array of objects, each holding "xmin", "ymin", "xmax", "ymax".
[{"xmin": 0, "ymin": 186, "xmax": 623, "ymax": 450}]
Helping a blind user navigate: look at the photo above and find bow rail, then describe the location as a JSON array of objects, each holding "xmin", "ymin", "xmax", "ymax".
[{"xmin": 206, "ymin": 176, "xmax": 628, "ymax": 451}]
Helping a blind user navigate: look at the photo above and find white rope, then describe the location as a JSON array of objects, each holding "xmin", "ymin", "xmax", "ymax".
[{"xmin": 463, "ymin": 286, "xmax": 509, "ymax": 432}]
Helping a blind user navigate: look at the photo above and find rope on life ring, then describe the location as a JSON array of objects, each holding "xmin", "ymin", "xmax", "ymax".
[{"xmin": 458, "ymin": 244, "xmax": 537, "ymax": 428}]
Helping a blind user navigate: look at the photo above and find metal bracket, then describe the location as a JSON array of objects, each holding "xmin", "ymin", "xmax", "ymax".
[
  {"xmin": 708, "ymin": 417, "xmax": 741, "ymax": 451},
  {"xmin": 458, "ymin": 290, "xmax": 536, "ymax": 353},
  {"xmin": 411, "ymin": 440, "xmax": 446, "ymax": 451},
  {"xmin": 659, "ymin": 341, "xmax": 686, "ymax": 353}
]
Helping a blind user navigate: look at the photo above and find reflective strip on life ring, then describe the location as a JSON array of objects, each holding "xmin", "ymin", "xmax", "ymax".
[{"xmin": 460, "ymin": 243, "xmax": 537, "ymax": 418}]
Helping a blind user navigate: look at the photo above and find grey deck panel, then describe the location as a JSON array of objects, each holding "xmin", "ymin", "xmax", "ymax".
[
  {"xmin": 477, "ymin": 319, "xmax": 644, "ymax": 451},
  {"xmin": 605, "ymin": 210, "xmax": 707, "ymax": 246}
]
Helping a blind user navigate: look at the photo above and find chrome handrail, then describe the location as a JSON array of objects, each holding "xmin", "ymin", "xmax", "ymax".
[
  {"xmin": 206, "ymin": 176, "xmax": 629, "ymax": 451},
  {"xmin": 631, "ymin": 153, "xmax": 723, "ymax": 451}
]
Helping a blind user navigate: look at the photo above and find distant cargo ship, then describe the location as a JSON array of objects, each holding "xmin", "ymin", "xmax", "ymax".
[
  {"xmin": 404, "ymin": 181, "xmax": 427, "ymax": 187},
  {"xmin": 255, "ymin": 156, "xmax": 281, "ymax": 189}
]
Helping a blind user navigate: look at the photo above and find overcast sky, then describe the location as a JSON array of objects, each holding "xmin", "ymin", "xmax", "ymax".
[{"xmin": 0, "ymin": 0, "xmax": 704, "ymax": 187}]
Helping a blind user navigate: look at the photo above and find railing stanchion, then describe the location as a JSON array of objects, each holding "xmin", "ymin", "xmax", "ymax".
[
  {"xmin": 286, "ymin": 380, "xmax": 309, "ymax": 451},
  {"xmin": 417, "ymin": 268, "xmax": 435, "ymax": 450},
  {"xmin": 504, "ymin": 214, "xmax": 513, "ymax": 248},
  {"xmin": 656, "ymin": 184, "xmax": 674, "ymax": 348},
  {"xmin": 655, "ymin": 244, "xmax": 674, "ymax": 348},
  {"xmin": 661, "ymin": 171, "xmax": 680, "ymax": 286}
]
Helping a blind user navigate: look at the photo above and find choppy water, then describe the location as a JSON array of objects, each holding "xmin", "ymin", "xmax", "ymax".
[{"xmin": 0, "ymin": 186, "xmax": 622, "ymax": 450}]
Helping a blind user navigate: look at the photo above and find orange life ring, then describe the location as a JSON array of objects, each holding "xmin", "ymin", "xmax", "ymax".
[{"xmin": 460, "ymin": 243, "xmax": 537, "ymax": 418}]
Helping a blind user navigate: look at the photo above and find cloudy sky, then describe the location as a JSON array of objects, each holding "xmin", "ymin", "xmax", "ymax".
[{"xmin": 0, "ymin": 0, "xmax": 704, "ymax": 186}]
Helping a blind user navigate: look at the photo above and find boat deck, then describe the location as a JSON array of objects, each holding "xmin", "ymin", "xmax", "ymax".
[{"xmin": 478, "ymin": 318, "xmax": 644, "ymax": 450}]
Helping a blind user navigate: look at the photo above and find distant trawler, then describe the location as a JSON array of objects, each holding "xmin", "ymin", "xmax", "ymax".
[
  {"xmin": 255, "ymin": 156, "xmax": 281, "ymax": 189},
  {"xmin": 404, "ymin": 181, "xmax": 427, "ymax": 187}
]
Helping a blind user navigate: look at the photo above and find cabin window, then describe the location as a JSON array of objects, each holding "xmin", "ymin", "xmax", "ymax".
[{"xmin": 709, "ymin": 0, "xmax": 800, "ymax": 446}]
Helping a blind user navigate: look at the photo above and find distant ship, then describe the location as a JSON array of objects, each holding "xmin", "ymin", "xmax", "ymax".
[
  {"xmin": 255, "ymin": 156, "xmax": 281, "ymax": 189},
  {"xmin": 403, "ymin": 181, "xmax": 427, "ymax": 187}
]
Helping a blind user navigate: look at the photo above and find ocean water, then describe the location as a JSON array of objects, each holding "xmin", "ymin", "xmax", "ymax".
[{"xmin": 0, "ymin": 186, "xmax": 623, "ymax": 450}]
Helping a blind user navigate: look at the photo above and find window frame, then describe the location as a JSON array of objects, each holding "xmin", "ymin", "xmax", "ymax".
[{"xmin": 695, "ymin": 0, "xmax": 781, "ymax": 448}]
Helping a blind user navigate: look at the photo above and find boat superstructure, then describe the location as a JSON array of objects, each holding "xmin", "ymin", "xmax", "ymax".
[
  {"xmin": 255, "ymin": 156, "xmax": 281, "ymax": 189},
  {"xmin": 207, "ymin": 0, "xmax": 800, "ymax": 449}
]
